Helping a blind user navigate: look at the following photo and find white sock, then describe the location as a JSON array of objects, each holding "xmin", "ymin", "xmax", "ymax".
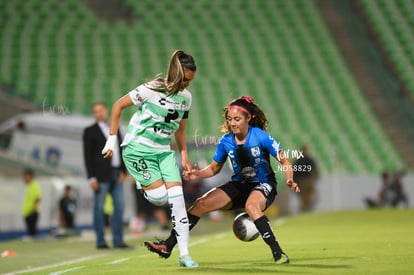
[{"xmin": 167, "ymin": 185, "xmax": 189, "ymax": 257}]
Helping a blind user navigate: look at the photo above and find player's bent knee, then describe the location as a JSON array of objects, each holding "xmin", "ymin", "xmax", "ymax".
[
  {"xmin": 193, "ymin": 197, "xmax": 211, "ymax": 213},
  {"xmin": 245, "ymin": 202, "xmax": 261, "ymax": 217},
  {"xmin": 143, "ymin": 185, "xmax": 168, "ymax": 206}
]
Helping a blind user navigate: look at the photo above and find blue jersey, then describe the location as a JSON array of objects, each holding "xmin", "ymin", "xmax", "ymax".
[{"xmin": 213, "ymin": 126, "xmax": 281, "ymax": 183}]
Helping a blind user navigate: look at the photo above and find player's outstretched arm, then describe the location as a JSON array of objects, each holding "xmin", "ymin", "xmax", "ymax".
[
  {"xmin": 102, "ymin": 95, "xmax": 133, "ymax": 158},
  {"xmin": 183, "ymin": 161, "xmax": 223, "ymax": 181},
  {"xmin": 175, "ymin": 119, "xmax": 191, "ymax": 172},
  {"xmin": 276, "ymin": 150, "xmax": 300, "ymax": 193}
]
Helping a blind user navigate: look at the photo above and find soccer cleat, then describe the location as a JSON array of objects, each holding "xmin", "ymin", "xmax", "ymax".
[
  {"xmin": 144, "ymin": 239, "xmax": 171, "ymax": 259},
  {"xmin": 178, "ymin": 255, "xmax": 199, "ymax": 268},
  {"xmin": 273, "ymin": 251, "xmax": 290, "ymax": 264}
]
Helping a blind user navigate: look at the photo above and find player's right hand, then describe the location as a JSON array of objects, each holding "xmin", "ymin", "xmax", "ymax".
[
  {"xmin": 102, "ymin": 135, "xmax": 117, "ymax": 158},
  {"xmin": 182, "ymin": 164, "xmax": 199, "ymax": 181}
]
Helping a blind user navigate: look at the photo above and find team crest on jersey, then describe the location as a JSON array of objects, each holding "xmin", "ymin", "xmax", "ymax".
[
  {"xmin": 143, "ymin": 170, "xmax": 151, "ymax": 180},
  {"xmin": 136, "ymin": 94, "xmax": 144, "ymax": 102},
  {"xmin": 251, "ymin": 146, "xmax": 261, "ymax": 157},
  {"xmin": 175, "ymin": 100, "xmax": 188, "ymax": 110}
]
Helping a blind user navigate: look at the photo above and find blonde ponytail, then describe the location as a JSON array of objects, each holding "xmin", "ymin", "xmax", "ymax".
[
  {"xmin": 147, "ymin": 50, "xmax": 196, "ymax": 95},
  {"xmin": 165, "ymin": 50, "xmax": 186, "ymax": 94}
]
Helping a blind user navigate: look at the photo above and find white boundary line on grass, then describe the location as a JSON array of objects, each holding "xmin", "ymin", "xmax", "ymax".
[
  {"xmin": 274, "ymin": 218, "xmax": 286, "ymax": 226},
  {"xmin": 2, "ymin": 254, "xmax": 106, "ymax": 275},
  {"xmin": 137, "ymin": 254, "xmax": 152, "ymax": 258},
  {"xmin": 214, "ymin": 233, "xmax": 230, "ymax": 239},
  {"xmin": 48, "ymin": 266, "xmax": 85, "ymax": 275},
  {"xmin": 5, "ymin": 232, "xmax": 229, "ymax": 274},
  {"xmin": 189, "ymin": 238, "xmax": 209, "ymax": 247},
  {"xmin": 107, "ymin": 257, "xmax": 131, "ymax": 264}
]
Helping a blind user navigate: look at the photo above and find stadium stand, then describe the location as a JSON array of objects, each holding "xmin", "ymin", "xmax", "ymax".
[
  {"xmin": 360, "ymin": 0, "xmax": 414, "ymax": 97},
  {"xmin": 0, "ymin": 0, "xmax": 408, "ymax": 174}
]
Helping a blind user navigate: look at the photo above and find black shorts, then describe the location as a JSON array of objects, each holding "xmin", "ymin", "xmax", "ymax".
[{"xmin": 218, "ymin": 181, "xmax": 277, "ymax": 210}]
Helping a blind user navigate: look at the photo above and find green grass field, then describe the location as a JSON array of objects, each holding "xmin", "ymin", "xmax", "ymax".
[{"xmin": 1, "ymin": 209, "xmax": 413, "ymax": 275}]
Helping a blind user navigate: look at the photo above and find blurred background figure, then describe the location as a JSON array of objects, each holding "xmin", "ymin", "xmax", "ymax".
[
  {"xmin": 58, "ymin": 185, "xmax": 78, "ymax": 236},
  {"xmin": 389, "ymin": 171, "xmax": 409, "ymax": 208},
  {"xmin": 182, "ymin": 175, "xmax": 203, "ymax": 209},
  {"xmin": 130, "ymin": 183, "xmax": 170, "ymax": 234},
  {"xmin": 365, "ymin": 171, "xmax": 409, "ymax": 208},
  {"xmin": 378, "ymin": 171, "xmax": 393, "ymax": 207},
  {"xmin": 293, "ymin": 145, "xmax": 319, "ymax": 212},
  {"xmin": 104, "ymin": 193, "xmax": 113, "ymax": 228},
  {"xmin": 82, "ymin": 102, "xmax": 130, "ymax": 249},
  {"xmin": 21, "ymin": 168, "xmax": 42, "ymax": 238}
]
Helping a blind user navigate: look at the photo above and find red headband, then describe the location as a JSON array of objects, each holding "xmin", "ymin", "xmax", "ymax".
[
  {"xmin": 239, "ymin": 96, "xmax": 254, "ymax": 104},
  {"xmin": 228, "ymin": 105, "xmax": 251, "ymax": 116}
]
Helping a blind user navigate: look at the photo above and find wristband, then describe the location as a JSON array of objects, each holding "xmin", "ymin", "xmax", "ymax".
[{"xmin": 102, "ymin": 135, "xmax": 117, "ymax": 155}]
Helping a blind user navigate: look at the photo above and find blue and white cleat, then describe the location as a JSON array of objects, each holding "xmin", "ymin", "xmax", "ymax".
[{"xmin": 178, "ymin": 255, "xmax": 199, "ymax": 268}]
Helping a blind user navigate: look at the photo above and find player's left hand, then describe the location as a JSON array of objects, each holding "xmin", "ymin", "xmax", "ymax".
[
  {"xmin": 287, "ymin": 179, "xmax": 300, "ymax": 192},
  {"xmin": 181, "ymin": 156, "xmax": 192, "ymax": 172}
]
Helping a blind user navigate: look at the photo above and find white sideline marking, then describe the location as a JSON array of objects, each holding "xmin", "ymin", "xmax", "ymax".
[
  {"xmin": 2, "ymin": 254, "xmax": 106, "ymax": 275},
  {"xmin": 49, "ymin": 266, "xmax": 85, "ymax": 275},
  {"xmin": 275, "ymin": 219, "xmax": 286, "ymax": 226},
  {"xmin": 214, "ymin": 233, "xmax": 229, "ymax": 239},
  {"xmin": 189, "ymin": 238, "xmax": 208, "ymax": 247},
  {"xmin": 107, "ymin": 257, "xmax": 130, "ymax": 264}
]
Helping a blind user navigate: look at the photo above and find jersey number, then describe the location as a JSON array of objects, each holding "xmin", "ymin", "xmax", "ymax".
[{"xmin": 133, "ymin": 159, "xmax": 148, "ymax": 172}]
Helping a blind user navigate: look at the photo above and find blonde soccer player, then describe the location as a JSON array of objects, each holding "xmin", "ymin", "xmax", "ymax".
[{"xmin": 102, "ymin": 50, "xmax": 198, "ymax": 268}]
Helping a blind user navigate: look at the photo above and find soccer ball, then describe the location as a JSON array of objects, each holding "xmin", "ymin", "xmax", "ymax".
[{"xmin": 232, "ymin": 212, "xmax": 260, "ymax": 242}]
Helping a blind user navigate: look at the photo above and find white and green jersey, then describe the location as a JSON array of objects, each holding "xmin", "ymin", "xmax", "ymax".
[{"xmin": 121, "ymin": 83, "xmax": 192, "ymax": 153}]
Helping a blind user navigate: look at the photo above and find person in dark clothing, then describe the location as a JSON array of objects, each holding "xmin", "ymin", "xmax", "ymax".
[
  {"xmin": 59, "ymin": 185, "xmax": 76, "ymax": 230},
  {"xmin": 389, "ymin": 171, "xmax": 409, "ymax": 208},
  {"xmin": 365, "ymin": 171, "xmax": 409, "ymax": 208},
  {"xmin": 293, "ymin": 145, "xmax": 319, "ymax": 212},
  {"xmin": 83, "ymin": 102, "xmax": 130, "ymax": 249}
]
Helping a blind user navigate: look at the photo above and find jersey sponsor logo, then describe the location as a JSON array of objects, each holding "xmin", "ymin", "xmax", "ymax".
[
  {"xmin": 153, "ymin": 126, "xmax": 173, "ymax": 136},
  {"xmin": 158, "ymin": 97, "xmax": 188, "ymax": 110},
  {"xmin": 241, "ymin": 166, "xmax": 256, "ymax": 178},
  {"xmin": 164, "ymin": 109, "xmax": 179, "ymax": 122},
  {"xmin": 251, "ymin": 146, "xmax": 261, "ymax": 157},
  {"xmin": 158, "ymin": 98, "xmax": 167, "ymax": 106}
]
